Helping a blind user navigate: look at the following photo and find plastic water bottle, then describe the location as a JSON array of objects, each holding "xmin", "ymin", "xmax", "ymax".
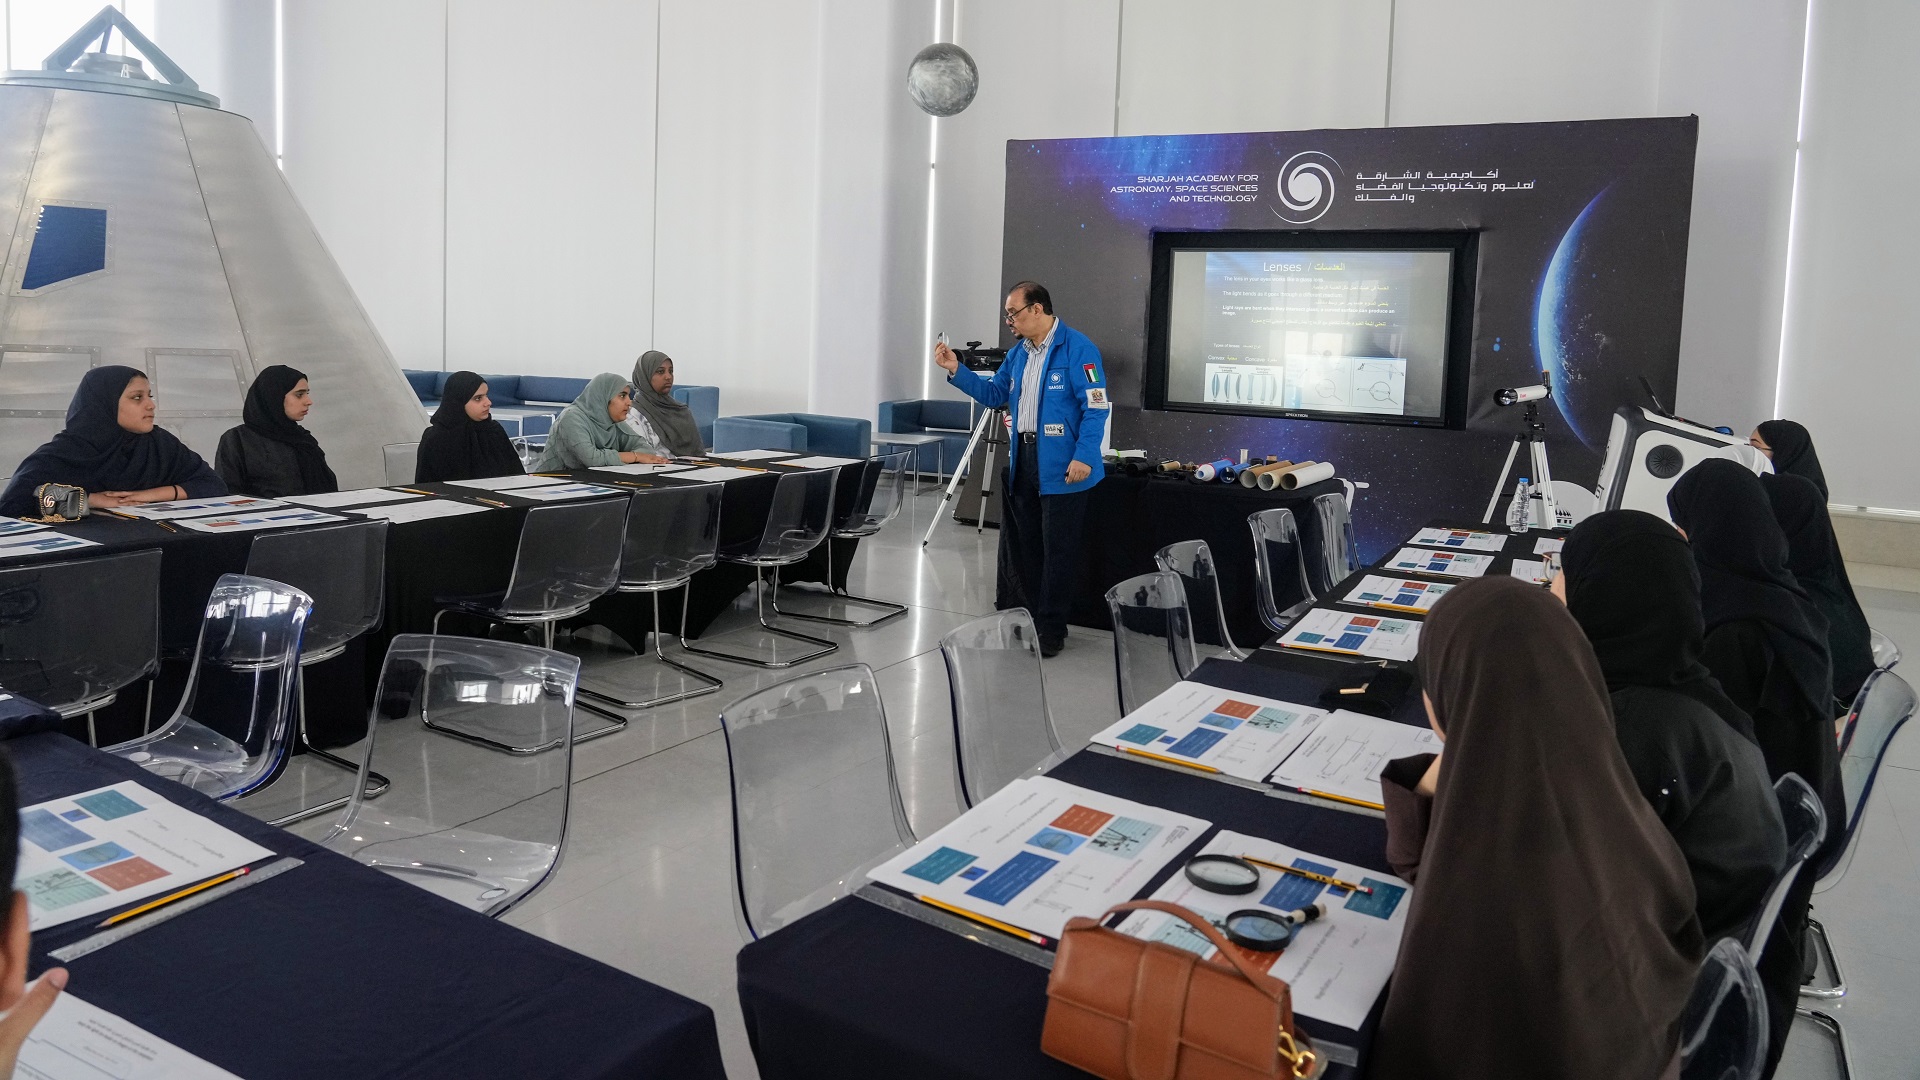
[{"xmin": 1507, "ymin": 478, "xmax": 1531, "ymax": 533}]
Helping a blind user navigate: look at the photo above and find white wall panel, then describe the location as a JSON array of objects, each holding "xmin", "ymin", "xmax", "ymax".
[
  {"xmin": 150, "ymin": 0, "xmax": 277, "ymax": 146},
  {"xmin": 1778, "ymin": 0, "xmax": 1920, "ymax": 510},
  {"xmin": 1655, "ymin": 0, "xmax": 1806, "ymax": 430},
  {"xmin": 1116, "ymin": 0, "xmax": 1391, "ymax": 137},
  {"xmin": 280, "ymin": 0, "xmax": 446, "ymax": 372},
  {"xmin": 651, "ymin": 0, "xmax": 822, "ymax": 416},
  {"xmin": 1387, "ymin": 0, "xmax": 1661, "ymax": 127},
  {"xmin": 928, "ymin": 0, "xmax": 1120, "ymax": 401},
  {"xmin": 444, "ymin": 0, "xmax": 656, "ymax": 379}
]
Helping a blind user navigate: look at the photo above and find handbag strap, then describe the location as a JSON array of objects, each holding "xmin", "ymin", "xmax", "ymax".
[{"xmin": 1099, "ymin": 899, "xmax": 1283, "ymax": 997}]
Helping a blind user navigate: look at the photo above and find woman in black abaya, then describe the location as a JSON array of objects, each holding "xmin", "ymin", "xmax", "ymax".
[
  {"xmin": 215, "ymin": 365, "xmax": 339, "ymax": 498},
  {"xmin": 414, "ymin": 371, "xmax": 526, "ymax": 484},
  {"xmin": 1763, "ymin": 472, "xmax": 1876, "ymax": 708},
  {"xmin": 0, "ymin": 366, "xmax": 224, "ymax": 517}
]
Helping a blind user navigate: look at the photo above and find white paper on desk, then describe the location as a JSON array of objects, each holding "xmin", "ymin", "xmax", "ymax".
[
  {"xmin": 15, "ymin": 781, "xmax": 274, "ymax": 932},
  {"xmin": 502, "ymin": 482, "xmax": 624, "ymax": 502},
  {"xmin": 867, "ymin": 776, "xmax": 1209, "ymax": 939},
  {"xmin": 778, "ymin": 455, "xmax": 860, "ymax": 469},
  {"xmin": 354, "ymin": 498, "xmax": 491, "ymax": 524},
  {"xmin": 1340, "ymin": 574, "xmax": 1455, "ymax": 614},
  {"xmin": 16, "ymin": 992, "xmax": 246, "ymax": 1080},
  {"xmin": 666, "ymin": 466, "xmax": 767, "ymax": 483},
  {"xmin": 1089, "ymin": 681, "xmax": 1324, "ymax": 781},
  {"xmin": 441, "ymin": 473, "xmax": 565, "ymax": 491},
  {"xmin": 1276, "ymin": 608, "xmax": 1420, "ymax": 661},
  {"xmin": 1380, "ymin": 546, "xmax": 1494, "ymax": 579},
  {"xmin": 1115, "ymin": 830, "xmax": 1410, "ymax": 1031},
  {"xmin": 115, "ymin": 496, "xmax": 284, "ymax": 521},
  {"xmin": 1406, "ymin": 526, "xmax": 1508, "ymax": 552},
  {"xmin": 707, "ymin": 448, "xmax": 797, "ymax": 461},
  {"xmin": 0, "ymin": 519, "xmax": 49, "ymax": 537},
  {"xmin": 593, "ymin": 462, "xmax": 696, "ymax": 476},
  {"xmin": 1533, "ymin": 536, "xmax": 1565, "ymax": 556},
  {"xmin": 282, "ymin": 487, "xmax": 423, "ymax": 509},
  {"xmin": 1509, "ymin": 559, "xmax": 1550, "ymax": 585},
  {"xmin": 1267, "ymin": 710, "xmax": 1440, "ymax": 808},
  {"xmin": 174, "ymin": 507, "xmax": 346, "ymax": 534},
  {"xmin": 0, "ymin": 531, "xmax": 99, "ymax": 558}
]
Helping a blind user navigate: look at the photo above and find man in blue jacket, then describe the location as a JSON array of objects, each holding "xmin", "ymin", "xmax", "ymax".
[{"xmin": 935, "ymin": 281, "xmax": 1109, "ymax": 656}]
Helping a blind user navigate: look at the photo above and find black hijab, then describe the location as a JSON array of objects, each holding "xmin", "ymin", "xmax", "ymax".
[
  {"xmin": 242, "ymin": 365, "xmax": 336, "ymax": 494},
  {"xmin": 1755, "ymin": 420, "xmax": 1827, "ymax": 498},
  {"xmin": 1377, "ymin": 578, "xmax": 1700, "ymax": 1080},
  {"xmin": 1667, "ymin": 459, "xmax": 1832, "ymax": 716},
  {"xmin": 1762, "ymin": 472, "xmax": 1875, "ymax": 704},
  {"xmin": 0, "ymin": 366, "xmax": 223, "ymax": 517},
  {"xmin": 414, "ymin": 371, "xmax": 525, "ymax": 484},
  {"xmin": 1561, "ymin": 509, "xmax": 1756, "ymax": 742}
]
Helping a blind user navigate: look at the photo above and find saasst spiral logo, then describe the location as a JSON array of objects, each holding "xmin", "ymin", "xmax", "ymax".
[{"xmin": 1271, "ymin": 151, "xmax": 1340, "ymax": 224}]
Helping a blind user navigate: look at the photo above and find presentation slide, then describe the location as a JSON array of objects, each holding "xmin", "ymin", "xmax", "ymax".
[{"xmin": 1164, "ymin": 249, "xmax": 1455, "ymax": 421}]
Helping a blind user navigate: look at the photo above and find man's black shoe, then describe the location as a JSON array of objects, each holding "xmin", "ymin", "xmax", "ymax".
[{"xmin": 1040, "ymin": 639, "xmax": 1064, "ymax": 658}]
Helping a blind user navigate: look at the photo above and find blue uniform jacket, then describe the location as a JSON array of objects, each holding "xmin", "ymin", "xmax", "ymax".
[{"xmin": 947, "ymin": 321, "xmax": 1110, "ymax": 496}]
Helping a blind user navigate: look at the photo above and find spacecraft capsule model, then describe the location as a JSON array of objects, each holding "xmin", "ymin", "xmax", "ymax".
[{"xmin": 0, "ymin": 7, "xmax": 424, "ymax": 487}]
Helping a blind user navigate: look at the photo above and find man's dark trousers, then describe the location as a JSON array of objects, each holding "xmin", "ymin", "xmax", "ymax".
[{"xmin": 996, "ymin": 433, "xmax": 1091, "ymax": 646}]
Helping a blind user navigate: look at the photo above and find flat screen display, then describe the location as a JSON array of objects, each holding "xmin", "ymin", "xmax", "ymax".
[{"xmin": 1146, "ymin": 231, "xmax": 1476, "ymax": 428}]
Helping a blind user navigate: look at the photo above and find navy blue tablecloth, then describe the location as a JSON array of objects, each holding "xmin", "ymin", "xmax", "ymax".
[
  {"xmin": 15, "ymin": 732, "xmax": 727, "ymax": 1080},
  {"xmin": 736, "ymin": 654, "xmax": 1399, "ymax": 1080}
]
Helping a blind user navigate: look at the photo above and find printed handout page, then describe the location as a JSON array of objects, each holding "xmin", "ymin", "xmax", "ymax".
[
  {"xmin": 1114, "ymin": 830, "xmax": 1409, "ymax": 1030},
  {"xmin": 1406, "ymin": 527, "xmax": 1508, "ymax": 552},
  {"xmin": 500, "ymin": 482, "xmax": 624, "ymax": 502},
  {"xmin": 1340, "ymin": 575, "xmax": 1454, "ymax": 614},
  {"xmin": 354, "ymin": 499, "xmax": 492, "ymax": 524},
  {"xmin": 666, "ymin": 466, "xmax": 769, "ymax": 483},
  {"xmin": 1089, "ymin": 681, "xmax": 1324, "ymax": 781},
  {"xmin": 175, "ymin": 507, "xmax": 346, "ymax": 534},
  {"xmin": 16, "ymin": 993, "xmax": 246, "ymax": 1080},
  {"xmin": 115, "ymin": 496, "xmax": 284, "ymax": 521},
  {"xmin": 0, "ymin": 532, "xmax": 100, "ymax": 559},
  {"xmin": 707, "ymin": 449, "xmax": 797, "ymax": 462},
  {"xmin": 1509, "ymin": 559, "xmax": 1550, "ymax": 585},
  {"xmin": 441, "ymin": 474, "xmax": 567, "ymax": 492},
  {"xmin": 1533, "ymin": 536, "xmax": 1565, "ymax": 556},
  {"xmin": 593, "ymin": 462, "xmax": 696, "ymax": 476},
  {"xmin": 282, "ymin": 488, "xmax": 423, "ymax": 509},
  {"xmin": 16, "ymin": 781, "xmax": 274, "ymax": 932},
  {"xmin": 0, "ymin": 519, "xmax": 49, "ymax": 537},
  {"xmin": 1380, "ymin": 547, "xmax": 1494, "ymax": 579},
  {"xmin": 867, "ymin": 776, "xmax": 1209, "ymax": 939},
  {"xmin": 778, "ymin": 455, "xmax": 861, "ymax": 469},
  {"xmin": 1276, "ymin": 608, "xmax": 1420, "ymax": 661},
  {"xmin": 1266, "ymin": 710, "xmax": 1441, "ymax": 808}
]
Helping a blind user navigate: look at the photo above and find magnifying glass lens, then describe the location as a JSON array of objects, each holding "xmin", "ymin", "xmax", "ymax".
[
  {"xmin": 1222, "ymin": 909, "xmax": 1295, "ymax": 951},
  {"xmin": 1184, "ymin": 855, "xmax": 1260, "ymax": 894}
]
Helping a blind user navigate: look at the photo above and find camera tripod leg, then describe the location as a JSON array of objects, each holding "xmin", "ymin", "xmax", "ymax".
[
  {"xmin": 1482, "ymin": 437, "xmax": 1524, "ymax": 524},
  {"xmin": 922, "ymin": 407, "xmax": 998, "ymax": 547}
]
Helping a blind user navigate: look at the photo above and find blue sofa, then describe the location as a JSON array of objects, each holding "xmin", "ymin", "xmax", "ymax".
[
  {"xmin": 712, "ymin": 413, "xmax": 871, "ymax": 459},
  {"xmin": 402, "ymin": 371, "xmax": 720, "ymax": 446},
  {"xmin": 877, "ymin": 398, "xmax": 975, "ymax": 476}
]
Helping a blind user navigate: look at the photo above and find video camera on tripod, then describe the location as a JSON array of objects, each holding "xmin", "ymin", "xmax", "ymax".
[{"xmin": 954, "ymin": 339, "xmax": 1008, "ymax": 372}]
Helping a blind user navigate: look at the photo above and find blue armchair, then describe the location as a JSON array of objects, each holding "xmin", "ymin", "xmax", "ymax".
[
  {"xmin": 878, "ymin": 398, "xmax": 974, "ymax": 476},
  {"xmin": 712, "ymin": 412, "xmax": 871, "ymax": 459}
]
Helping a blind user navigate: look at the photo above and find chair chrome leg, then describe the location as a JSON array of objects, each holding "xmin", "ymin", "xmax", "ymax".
[
  {"xmin": 579, "ymin": 588, "xmax": 722, "ymax": 713},
  {"xmin": 1799, "ymin": 916, "xmax": 1847, "ymax": 999},
  {"xmin": 1795, "ymin": 1007, "xmax": 1856, "ymax": 1080},
  {"xmin": 770, "ymin": 537, "xmax": 908, "ymax": 629},
  {"xmin": 681, "ymin": 566, "xmax": 838, "ymax": 668},
  {"xmin": 266, "ymin": 667, "xmax": 391, "ymax": 827}
]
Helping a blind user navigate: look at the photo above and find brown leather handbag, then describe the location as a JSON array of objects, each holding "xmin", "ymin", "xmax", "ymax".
[{"xmin": 1042, "ymin": 899, "xmax": 1321, "ymax": 1080}]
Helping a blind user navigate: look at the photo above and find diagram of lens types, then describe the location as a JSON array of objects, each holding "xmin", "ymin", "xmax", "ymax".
[{"xmin": 1203, "ymin": 356, "xmax": 1407, "ymax": 416}]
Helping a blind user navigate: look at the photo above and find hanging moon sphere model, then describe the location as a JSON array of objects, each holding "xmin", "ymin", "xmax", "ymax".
[{"xmin": 906, "ymin": 42, "xmax": 979, "ymax": 116}]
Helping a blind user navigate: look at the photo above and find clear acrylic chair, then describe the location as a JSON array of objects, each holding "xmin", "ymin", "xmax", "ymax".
[
  {"xmin": 684, "ymin": 468, "xmax": 842, "ymax": 669},
  {"xmin": 1155, "ymin": 539, "xmax": 1250, "ymax": 661},
  {"xmin": 576, "ymin": 483, "xmax": 725, "ymax": 717},
  {"xmin": 1303, "ymin": 491, "xmax": 1361, "ymax": 597},
  {"xmin": 1247, "ymin": 507, "xmax": 1316, "ymax": 633},
  {"xmin": 382, "ymin": 442, "xmax": 418, "ymax": 485},
  {"xmin": 511, "ymin": 436, "xmax": 545, "ymax": 470},
  {"xmin": 432, "ymin": 497, "xmax": 628, "ymax": 748},
  {"xmin": 1104, "ymin": 571, "xmax": 1198, "ymax": 716},
  {"xmin": 0, "ymin": 549, "xmax": 160, "ymax": 744},
  {"xmin": 105, "ymin": 574, "xmax": 312, "ymax": 800},
  {"xmin": 232, "ymin": 520, "xmax": 391, "ymax": 826},
  {"xmin": 719, "ymin": 663, "xmax": 916, "ymax": 939},
  {"xmin": 1739, "ymin": 773, "xmax": 1826, "ymax": 963},
  {"xmin": 1869, "ymin": 628, "xmax": 1900, "ymax": 671},
  {"xmin": 319, "ymin": 634, "xmax": 578, "ymax": 917},
  {"xmin": 941, "ymin": 609, "xmax": 1067, "ymax": 808},
  {"xmin": 773, "ymin": 451, "xmax": 913, "ymax": 628},
  {"xmin": 1678, "ymin": 936, "xmax": 1769, "ymax": 1080},
  {"xmin": 1802, "ymin": 669, "xmax": 1915, "ymax": 1010}
]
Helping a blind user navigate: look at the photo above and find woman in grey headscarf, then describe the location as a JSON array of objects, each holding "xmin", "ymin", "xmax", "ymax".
[
  {"xmin": 625, "ymin": 350, "xmax": 705, "ymax": 457},
  {"xmin": 533, "ymin": 373, "xmax": 668, "ymax": 472}
]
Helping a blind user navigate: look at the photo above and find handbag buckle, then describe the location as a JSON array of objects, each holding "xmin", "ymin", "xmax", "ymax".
[{"xmin": 1278, "ymin": 1029, "xmax": 1318, "ymax": 1079}]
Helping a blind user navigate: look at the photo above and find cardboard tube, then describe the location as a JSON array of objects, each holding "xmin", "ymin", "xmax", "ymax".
[
  {"xmin": 1279, "ymin": 460, "xmax": 1337, "ymax": 489},
  {"xmin": 1240, "ymin": 460, "xmax": 1295, "ymax": 488},
  {"xmin": 1256, "ymin": 461, "xmax": 1316, "ymax": 491}
]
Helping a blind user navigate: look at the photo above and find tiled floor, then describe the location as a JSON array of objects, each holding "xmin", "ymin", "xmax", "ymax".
[{"xmin": 289, "ymin": 490, "xmax": 1920, "ymax": 1079}]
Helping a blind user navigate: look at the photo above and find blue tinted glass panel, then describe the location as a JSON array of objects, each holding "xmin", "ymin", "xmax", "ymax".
[{"xmin": 22, "ymin": 206, "xmax": 108, "ymax": 290}]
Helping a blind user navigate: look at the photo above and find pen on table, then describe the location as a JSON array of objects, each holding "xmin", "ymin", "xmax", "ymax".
[
  {"xmin": 915, "ymin": 895, "xmax": 1051, "ymax": 947},
  {"xmin": 1238, "ymin": 854, "xmax": 1373, "ymax": 895},
  {"xmin": 99, "ymin": 508, "xmax": 138, "ymax": 520},
  {"xmin": 1118, "ymin": 746, "xmax": 1221, "ymax": 774},
  {"xmin": 97, "ymin": 866, "xmax": 251, "ymax": 928},
  {"xmin": 396, "ymin": 487, "xmax": 436, "ymax": 497},
  {"xmin": 470, "ymin": 497, "xmax": 510, "ymax": 508},
  {"xmin": 153, "ymin": 520, "xmax": 178, "ymax": 533}
]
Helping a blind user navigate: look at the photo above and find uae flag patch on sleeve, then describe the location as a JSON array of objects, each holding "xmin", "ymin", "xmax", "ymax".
[{"xmin": 1083, "ymin": 363, "xmax": 1101, "ymax": 384}]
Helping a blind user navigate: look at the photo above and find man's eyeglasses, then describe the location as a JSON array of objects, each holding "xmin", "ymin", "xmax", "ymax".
[{"xmin": 1003, "ymin": 302, "xmax": 1037, "ymax": 323}]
